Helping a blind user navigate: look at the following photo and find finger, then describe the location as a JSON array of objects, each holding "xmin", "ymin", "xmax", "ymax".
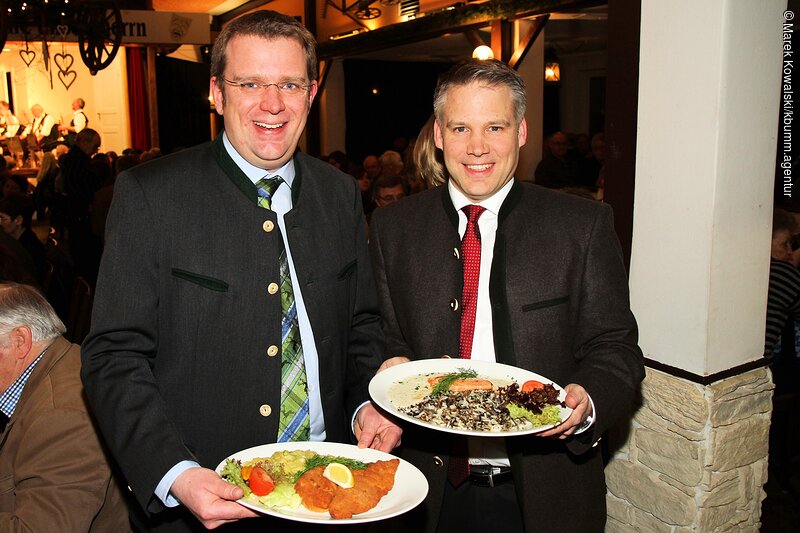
[
  {"xmin": 376, "ymin": 427, "xmax": 403, "ymax": 452},
  {"xmin": 357, "ymin": 423, "xmax": 378, "ymax": 449}
]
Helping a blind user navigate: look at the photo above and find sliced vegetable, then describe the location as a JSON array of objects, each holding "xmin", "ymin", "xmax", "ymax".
[
  {"xmin": 521, "ymin": 380, "xmax": 545, "ymax": 392},
  {"xmin": 249, "ymin": 466, "xmax": 275, "ymax": 496}
]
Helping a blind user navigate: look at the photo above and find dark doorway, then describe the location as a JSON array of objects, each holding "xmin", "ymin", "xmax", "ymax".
[
  {"xmin": 156, "ymin": 56, "xmax": 211, "ymax": 154},
  {"xmin": 343, "ymin": 59, "xmax": 450, "ymax": 162}
]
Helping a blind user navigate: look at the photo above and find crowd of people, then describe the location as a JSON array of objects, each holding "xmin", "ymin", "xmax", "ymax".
[
  {"xmin": 0, "ymin": 130, "xmax": 162, "ymax": 319},
  {"xmin": 0, "ymin": 10, "xmax": 645, "ymax": 532}
]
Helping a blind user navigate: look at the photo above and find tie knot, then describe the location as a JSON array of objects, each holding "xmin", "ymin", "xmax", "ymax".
[
  {"xmin": 462, "ymin": 204, "xmax": 486, "ymax": 224},
  {"xmin": 256, "ymin": 175, "xmax": 283, "ymax": 209}
]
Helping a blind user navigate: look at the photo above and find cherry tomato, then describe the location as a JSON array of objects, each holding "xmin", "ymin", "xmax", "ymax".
[
  {"xmin": 522, "ymin": 380, "xmax": 545, "ymax": 392},
  {"xmin": 248, "ymin": 466, "xmax": 275, "ymax": 496}
]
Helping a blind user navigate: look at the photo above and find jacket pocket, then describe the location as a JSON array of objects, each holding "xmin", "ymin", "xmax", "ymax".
[
  {"xmin": 171, "ymin": 268, "xmax": 229, "ymax": 292},
  {"xmin": 336, "ymin": 259, "xmax": 357, "ymax": 281},
  {"xmin": 521, "ymin": 295, "xmax": 569, "ymax": 312}
]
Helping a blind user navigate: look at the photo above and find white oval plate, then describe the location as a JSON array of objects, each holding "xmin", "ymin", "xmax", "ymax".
[
  {"xmin": 215, "ymin": 441, "xmax": 428, "ymax": 524},
  {"xmin": 369, "ymin": 358, "xmax": 573, "ymax": 437}
]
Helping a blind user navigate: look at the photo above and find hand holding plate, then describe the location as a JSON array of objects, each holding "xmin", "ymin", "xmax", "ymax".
[
  {"xmin": 170, "ymin": 466, "xmax": 259, "ymax": 528},
  {"xmin": 536, "ymin": 383, "xmax": 593, "ymax": 440},
  {"xmin": 354, "ymin": 403, "xmax": 403, "ymax": 452}
]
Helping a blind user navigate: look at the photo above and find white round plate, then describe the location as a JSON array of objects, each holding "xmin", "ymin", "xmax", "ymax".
[
  {"xmin": 369, "ymin": 358, "xmax": 573, "ymax": 437},
  {"xmin": 215, "ymin": 441, "xmax": 428, "ymax": 524}
]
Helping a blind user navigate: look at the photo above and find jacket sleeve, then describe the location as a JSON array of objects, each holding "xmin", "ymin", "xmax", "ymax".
[
  {"xmin": 368, "ymin": 212, "xmax": 415, "ymax": 359},
  {"xmin": 81, "ymin": 173, "xmax": 192, "ymax": 514},
  {"xmin": 566, "ymin": 204, "xmax": 645, "ymax": 454}
]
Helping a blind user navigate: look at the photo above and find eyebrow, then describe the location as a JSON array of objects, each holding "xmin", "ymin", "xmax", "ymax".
[{"xmin": 445, "ymin": 118, "xmax": 513, "ymax": 128}]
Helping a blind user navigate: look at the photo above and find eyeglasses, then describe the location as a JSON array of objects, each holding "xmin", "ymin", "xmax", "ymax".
[{"xmin": 220, "ymin": 77, "xmax": 312, "ymax": 97}]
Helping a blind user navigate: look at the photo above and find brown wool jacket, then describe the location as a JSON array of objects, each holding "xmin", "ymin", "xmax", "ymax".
[{"xmin": 0, "ymin": 336, "xmax": 132, "ymax": 532}]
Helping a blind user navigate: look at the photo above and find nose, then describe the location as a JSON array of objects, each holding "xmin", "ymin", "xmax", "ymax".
[
  {"xmin": 258, "ymin": 85, "xmax": 285, "ymax": 114},
  {"xmin": 467, "ymin": 131, "xmax": 487, "ymax": 156}
]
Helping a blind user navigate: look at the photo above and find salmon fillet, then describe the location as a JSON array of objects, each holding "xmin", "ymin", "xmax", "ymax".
[{"xmin": 427, "ymin": 375, "xmax": 493, "ymax": 392}]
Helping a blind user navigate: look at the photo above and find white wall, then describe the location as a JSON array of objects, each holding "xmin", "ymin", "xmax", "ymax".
[{"xmin": 630, "ymin": 0, "xmax": 786, "ymax": 375}]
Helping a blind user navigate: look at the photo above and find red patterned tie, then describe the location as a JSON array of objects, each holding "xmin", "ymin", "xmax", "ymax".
[
  {"xmin": 458, "ymin": 204, "xmax": 486, "ymax": 359},
  {"xmin": 448, "ymin": 204, "xmax": 486, "ymax": 488}
]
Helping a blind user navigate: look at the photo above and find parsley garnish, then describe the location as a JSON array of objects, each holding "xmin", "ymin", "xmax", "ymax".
[{"xmin": 291, "ymin": 455, "xmax": 367, "ymax": 483}]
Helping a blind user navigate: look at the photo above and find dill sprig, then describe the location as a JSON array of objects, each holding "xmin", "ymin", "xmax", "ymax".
[
  {"xmin": 292, "ymin": 454, "xmax": 367, "ymax": 483},
  {"xmin": 430, "ymin": 368, "xmax": 478, "ymax": 397}
]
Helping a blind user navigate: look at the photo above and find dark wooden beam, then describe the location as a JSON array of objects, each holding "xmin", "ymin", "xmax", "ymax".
[
  {"xmin": 217, "ymin": 0, "xmax": 276, "ymax": 25},
  {"xmin": 508, "ymin": 14, "xmax": 549, "ymax": 70},
  {"xmin": 603, "ymin": 0, "xmax": 640, "ymax": 272},
  {"xmin": 318, "ymin": 0, "xmax": 603, "ymax": 60}
]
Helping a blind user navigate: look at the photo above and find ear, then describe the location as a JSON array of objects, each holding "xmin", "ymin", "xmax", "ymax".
[
  {"xmin": 306, "ymin": 81, "xmax": 319, "ymax": 111},
  {"xmin": 210, "ymin": 77, "xmax": 224, "ymax": 116},
  {"xmin": 7, "ymin": 325, "xmax": 33, "ymax": 360},
  {"xmin": 518, "ymin": 117, "xmax": 528, "ymax": 148},
  {"xmin": 434, "ymin": 119, "xmax": 444, "ymax": 150},
  {"xmin": 12, "ymin": 215, "xmax": 23, "ymax": 228}
]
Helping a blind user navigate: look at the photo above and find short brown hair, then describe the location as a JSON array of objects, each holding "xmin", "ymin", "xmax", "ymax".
[
  {"xmin": 211, "ymin": 11, "xmax": 318, "ymax": 94},
  {"xmin": 433, "ymin": 59, "xmax": 526, "ymax": 124}
]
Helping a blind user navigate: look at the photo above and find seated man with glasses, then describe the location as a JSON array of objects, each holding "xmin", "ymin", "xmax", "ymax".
[{"xmin": 372, "ymin": 174, "xmax": 408, "ymax": 209}]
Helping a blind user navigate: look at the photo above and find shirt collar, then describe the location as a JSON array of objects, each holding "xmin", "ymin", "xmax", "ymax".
[
  {"xmin": 0, "ymin": 347, "xmax": 48, "ymax": 418},
  {"xmin": 447, "ymin": 178, "xmax": 515, "ymax": 216},
  {"xmin": 222, "ymin": 132, "xmax": 295, "ymax": 187}
]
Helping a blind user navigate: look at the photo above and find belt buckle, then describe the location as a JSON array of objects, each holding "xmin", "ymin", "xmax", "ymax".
[{"xmin": 470, "ymin": 466, "xmax": 502, "ymax": 487}]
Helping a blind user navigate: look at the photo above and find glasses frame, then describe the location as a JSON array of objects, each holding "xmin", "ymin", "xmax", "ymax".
[{"xmin": 219, "ymin": 77, "xmax": 313, "ymax": 97}]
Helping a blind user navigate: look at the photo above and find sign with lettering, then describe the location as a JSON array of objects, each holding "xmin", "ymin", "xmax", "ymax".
[{"xmin": 6, "ymin": 10, "xmax": 211, "ymax": 45}]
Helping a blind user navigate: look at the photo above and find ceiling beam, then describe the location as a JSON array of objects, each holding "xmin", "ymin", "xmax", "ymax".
[
  {"xmin": 217, "ymin": 0, "xmax": 275, "ymax": 25},
  {"xmin": 508, "ymin": 14, "xmax": 549, "ymax": 70},
  {"xmin": 318, "ymin": 0, "xmax": 604, "ymax": 60}
]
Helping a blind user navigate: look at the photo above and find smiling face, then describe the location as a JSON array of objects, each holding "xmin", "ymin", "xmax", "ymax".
[
  {"xmin": 434, "ymin": 83, "xmax": 526, "ymax": 202},
  {"xmin": 210, "ymin": 35, "xmax": 318, "ymax": 171}
]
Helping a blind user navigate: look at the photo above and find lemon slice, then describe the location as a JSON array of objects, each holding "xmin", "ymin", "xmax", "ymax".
[{"xmin": 323, "ymin": 462, "xmax": 354, "ymax": 488}]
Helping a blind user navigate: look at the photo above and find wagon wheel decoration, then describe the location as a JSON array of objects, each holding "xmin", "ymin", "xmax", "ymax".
[{"xmin": 74, "ymin": 4, "xmax": 123, "ymax": 75}]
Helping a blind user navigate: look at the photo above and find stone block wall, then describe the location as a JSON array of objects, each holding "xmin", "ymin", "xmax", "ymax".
[{"xmin": 605, "ymin": 367, "xmax": 774, "ymax": 532}]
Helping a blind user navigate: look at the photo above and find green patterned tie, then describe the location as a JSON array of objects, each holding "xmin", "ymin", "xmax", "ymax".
[{"xmin": 255, "ymin": 176, "xmax": 311, "ymax": 442}]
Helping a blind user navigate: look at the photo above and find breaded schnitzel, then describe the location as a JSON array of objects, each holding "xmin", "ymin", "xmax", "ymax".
[{"xmin": 294, "ymin": 459, "xmax": 400, "ymax": 519}]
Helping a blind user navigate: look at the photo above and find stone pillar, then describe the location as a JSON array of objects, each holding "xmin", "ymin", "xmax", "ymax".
[
  {"xmin": 606, "ymin": 368, "xmax": 773, "ymax": 532},
  {"xmin": 613, "ymin": 0, "xmax": 787, "ymax": 530}
]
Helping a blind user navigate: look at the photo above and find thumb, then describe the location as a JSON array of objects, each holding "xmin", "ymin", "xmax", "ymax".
[{"xmin": 216, "ymin": 478, "xmax": 244, "ymax": 501}]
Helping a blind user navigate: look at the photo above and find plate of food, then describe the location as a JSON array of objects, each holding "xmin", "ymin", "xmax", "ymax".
[
  {"xmin": 216, "ymin": 441, "xmax": 428, "ymax": 524},
  {"xmin": 369, "ymin": 358, "xmax": 573, "ymax": 437}
]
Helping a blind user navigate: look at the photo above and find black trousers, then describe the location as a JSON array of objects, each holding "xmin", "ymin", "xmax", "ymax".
[{"xmin": 436, "ymin": 478, "xmax": 524, "ymax": 533}]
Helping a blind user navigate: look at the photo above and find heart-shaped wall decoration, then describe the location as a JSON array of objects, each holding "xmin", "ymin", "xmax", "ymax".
[
  {"xmin": 19, "ymin": 49, "xmax": 36, "ymax": 67},
  {"xmin": 56, "ymin": 25, "xmax": 69, "ymax": 39},
  {"xmin": 58, "ymin": 69, "xmax": 77, "ymax": 90},
  {"xmin": 54, "ymin": 53, "xmax": 74, "ymax": 73}
]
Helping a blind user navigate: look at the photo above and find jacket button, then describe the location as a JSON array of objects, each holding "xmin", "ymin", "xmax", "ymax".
[
  {"xmin": 268, "ymin": 282, "xmax": 279, "ymax": 295},
  {"xmin": 267, "ymin": 345, "xmax": 279, "ymax": 357},
  {"xmin": 450, "ymin": 299, "xmax": 459, "ymax": 311},
  {"xmin": 259, "ymin": 404, "xmax": 272, "ymax": 417},
  {"xmin": 453, "ymin": 247, "xmax": 460, "ymax": 259},
  {"xmin": 263, "ymin": 220, "xmax": 275, "ymax": 232},
  {"xmin": 433, "ymin": 456, "xmax": 443, "ymax": 467}
]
